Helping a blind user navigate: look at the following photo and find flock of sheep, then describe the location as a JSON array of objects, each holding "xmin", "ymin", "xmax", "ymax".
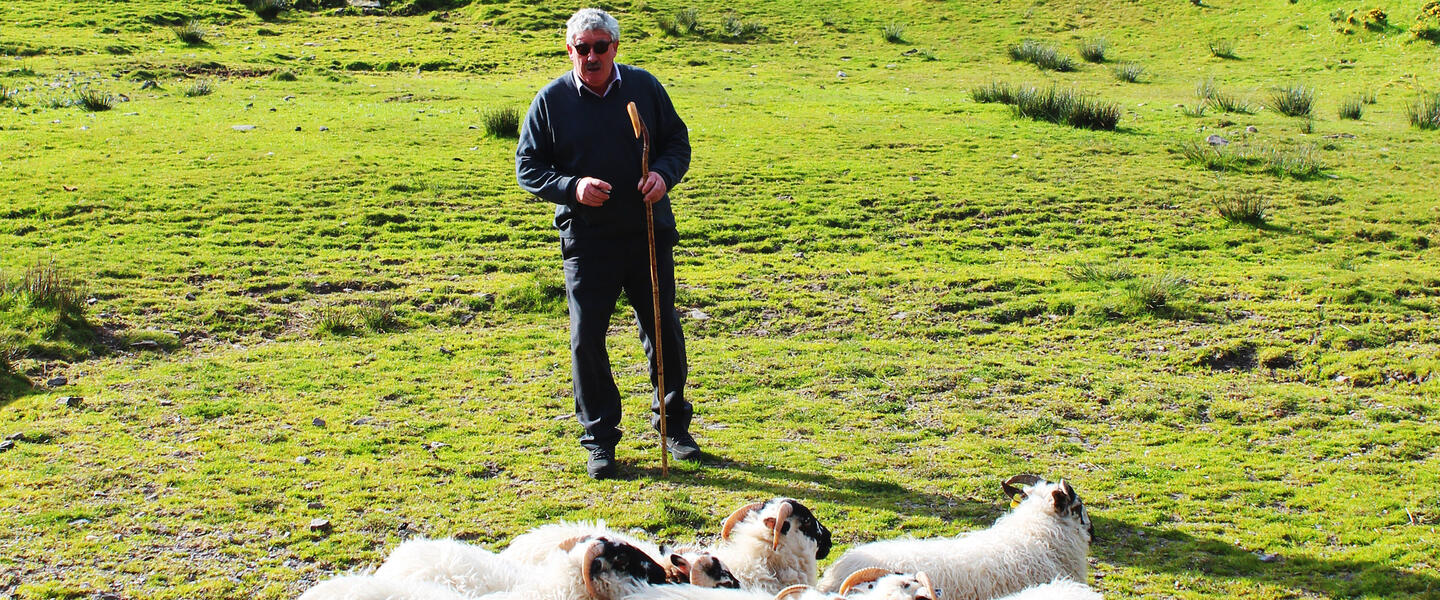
[{"xmin": 299, "ymin": 475, "xmax": 1099, "ymax": 600}]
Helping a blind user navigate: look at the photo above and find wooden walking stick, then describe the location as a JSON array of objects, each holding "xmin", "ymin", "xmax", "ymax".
[{"xmin": 627, "ymin": 101, "xmax": 668, "ymax": 477}]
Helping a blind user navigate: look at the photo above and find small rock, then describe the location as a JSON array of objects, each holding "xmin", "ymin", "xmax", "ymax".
[
  {"xmin": 1256, "ymin": 551, "xmax": 1281, "ymax": 563},
  {"xmin": 295, "ymin": 456, "xmax": 311, "ymax": 465},
  {"xmin": 351, "ymin": 416, "xmax": 372, "ymax": 425},
  {"xmin": 69, "ymin": 518, "xmax": 91, "ymax": 527},
  {"xmin": 47, "ymin": 376, "xmax": 68, "ymax": 388},
  {"xmin": 307, "ymin": 501, "xmax": 324, "ymax": 509},
  {"xmin": 130, "ymin": 340, "xmax": 161, "ymax": 350},
  {"xmin": 425, "ymin": 441, "xmax": 449, "ymax": 451},
  {"xmin": 4, "ymin": 433, "xmax": 22, "ymax": 441},
  {"xmin": 438, "ymin": 347, "xmax": 455, "ymax": 357},
  {"xmin": 837, "ymin": 71, "xmax": 848, "ymax": 78},
  {"xmin": 140, "ymin": 80, "xmax": 159, "ymax": 90},
  {"xmin": 86, "ymin": 297, "xmax": 98, "ymax": 305},
  {"xmin": 312, "ymin": 417, "xmax": 326, "ymax": 427},
  {"xmin": 309, "ymin": 518, "xmax": 332, "ymax": 533},
  {"xmin": 909, "ymin": 175, "xmax": 919, "ymax": 182},
  {"xmin": 60, "ymin": 396, "xmax": 83, "ymax": 408},
  {"xmin": 686, "ymin": 308, "xmax": 710, "ymax": 321},
  {"xmin": 184, "ymin": 292, "xmax": 196, "ymax": 301},
  {"xmin": 319, "ymin": 126, "xmax": 329, "ymax": 131},
  {"xmin": 1206, "ymin": 134, "xmax": 1229, "ymax": 146},
  {"xmin": 158, "ymin": 398, "xmax": 174, "ymax": 406},
  {"xmin": 1334, "ymin": 375, "xmax": 1350, "ymax": 384},
  {"xmin": 232, "ymin": 125, "xmax": 256, "ymax": 131},
  {"xmin": 295, "ymin": 126, "xmax": 302, "ymax": 131},
  {"xmin": 0, "ymin": 440, "xmax": 13, "ymax": 452},
  {"xmin": 1246, "ymin": 125, "xmax": 1258, "ymax": 133},
  {"xmin": 283, "ymin": 95, "xmax": 295, "ymax": 101}
]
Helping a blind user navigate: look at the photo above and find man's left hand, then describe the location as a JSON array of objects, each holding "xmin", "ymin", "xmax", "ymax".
[{"xmin": 638, "ymin": 171, "xmax": 667, "ymax": 205}]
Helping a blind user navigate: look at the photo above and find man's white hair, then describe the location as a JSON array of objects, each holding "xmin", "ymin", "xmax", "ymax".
[{"xmin": 566, "ymin": 8, "xmax": 620, "ymax": 45}]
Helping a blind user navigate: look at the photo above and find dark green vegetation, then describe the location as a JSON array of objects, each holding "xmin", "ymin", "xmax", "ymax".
[
  {"xmin": 1008, "ymin": 39, "xmax": 1076, "ymax": 72},
  {"xmin": 2, "ymin": 1, "xmax": 1438, "ymax": 599}
]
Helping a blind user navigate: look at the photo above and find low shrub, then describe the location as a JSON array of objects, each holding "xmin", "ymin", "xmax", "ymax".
[
  {"xmin": 482, "ymin": 106, "xmax": 521, "ymax": 138},
  {"xmin": 1112, "ymin": 62, "xmax": 1144, "ymax": 83},
  {"xmin": 75, "ymin": 88, "xmax": 114, "ymax": 111},
  {"xmin": 171, "ymin": 20, "xmax": 206, "ymax": 45},
  {"xmin": 1008, "ymin": 85, "xmax": 1119, "ymax": 130},
  {"xmin": 1214, "ymin": 194, "xmax": 1269, "ymax": 225},
  {"xmin": 1008, "ymin": 40, "xmax": 1075, "ymax": 72},
  {"xmin": 184, "ymin": 79, "xmax": 214, "ymax": 97},
  {"xmin": 1408, "ymin": 92, "xmax": 1440, "ymax": 129},
  {"xmin": 1208, "ymin": 38, "xmax": 1237, "ymax": 59},
  {"xmin": 1270, "ymin": 83, "xmax": 1316, "ymax": 117},
  {"xmin": 881, "ymin": 22, "xmax": 906, "ymax": 44},
  {"xmin": 1078, "ymin": 37, "xmax": 1108, "ymax": 63},
  {"xmin": 1338, "ymin": 96, "xmax": 1363, "ymax": 120},
  {"xmin": 271, "ymin": 70, "xmax": 298, "ymax": 81},
  {"xmin": 1415, "ymin": 1, "xmax": 1440, "ymax": 41}
]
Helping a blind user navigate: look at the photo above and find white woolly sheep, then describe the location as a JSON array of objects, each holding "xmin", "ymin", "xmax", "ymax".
[
  {"xmin": 817, "ymin": 475, "xmax": 1093, "ymax": 600},
  {"xmin": 296, "ymin": 573, "xmax": 474, "ymax": 600},
  {"xmin": 615, "ymin": 568, "xmax": 935, "ymax": 600},
  {"xmin": 708, "ymin": 498, "xmax": 833, "ymax": 593},
  {"xmin": 373, "ymin": 537, "xmax": 528, "ymax": 597},
  {"xmin": 991, "ymin": 578, "xmax": 1102, "ymax": 600}
]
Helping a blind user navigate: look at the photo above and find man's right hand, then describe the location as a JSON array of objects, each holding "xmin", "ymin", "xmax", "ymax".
[{"xmin": 575, "ymin": 177, "xmax": 613, "ymax": 207}]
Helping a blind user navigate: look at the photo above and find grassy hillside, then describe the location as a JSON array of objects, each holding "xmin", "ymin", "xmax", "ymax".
[{"xmin": 2, "ymin": 0, "xmax": 1438, "ymax": 598}]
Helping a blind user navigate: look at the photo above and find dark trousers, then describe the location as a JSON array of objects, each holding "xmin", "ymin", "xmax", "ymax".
[{"xmin": 562, "ymin": 232, "xmax": 691, "ymax": 451}]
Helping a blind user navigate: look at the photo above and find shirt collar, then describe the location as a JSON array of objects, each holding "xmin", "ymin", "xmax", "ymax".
[{"xmin": 573, "ymin": 64, "xmax": 622, "ymax": 98}]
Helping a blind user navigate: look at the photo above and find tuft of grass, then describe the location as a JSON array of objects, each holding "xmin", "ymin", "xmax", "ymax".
[
  {"xmin": 881, "ymin": 22, "xmax": 906, "ymax": 44},
  {"xmin": 1208, "ymin": 38, "xmax": 1237, "ymax": 59},
  {"xmin": 672, "ymin": 8, "xmax": 701, "ymax": 34},
  {"xmin": 1338, "ymin": 96, "xmax": 1364, "ymax": 120},
  {"xmin": 0, "ymin": 84, "xmax": 18, "ymax": 106},
  {"xmin": 482, "ymin": 107, "xmax": 521, "ymax": 138},
  {"xmin": 1124, "ymin": 273, "xmax": 1192, "ymax": 315},
  {"xmin": 1008, "ymin": 85, "xmax": 1120, "ymax": 130},
  {"xmin": 1195, "ymin": 77, "xmax": 1218, "ymax": 100},
  {"xmin": 75, "ymin": 88, "xmax": 114, "ymax": 111},
  {"xmin": 247, "ymin": 0, "xmax": 288, "ymax": 21},
  {"xmin": 720, "ymin": 13, "xmax": 765, "ymax": 41},
  {"xmin": 312, "ymin": 307, "xmax": 359, "ymax": 337},
  {"xmin": 1007, "ymin": 40, "xmax": 1075, "ymax": 72},
  {"xmin": 1178, "ymin": 139, "xmax": 1238, "ymax": 171},
  {"xmin": 1065, "ymin": 262, "xmax": 1135, "ymax": 283},
  {"xmin": 1257, "ymin": 144, "xmax": 1323, "ymax": 178},
  {"xmin": 1207, "ymin": 90, "xmax": 1253, "ymax": 114},
  {"xmin": 970, "ymin": 81, "xmax": 1017, "ymax": 104},
  {"xmin": 1078, "ymin": 37, "xmax": 1108, "ymax": 63},
  {"xmin": 183, "ymin": 79, "xmax": 214, "ymax": 97},
  {"xmin": 1408, "ymin": 92, "xmax": 1440, "ymax": 130},
  {"xmin": 1112, "ymin": 62, "xmax": 1144, "ymax": 83},
  {"xmin": 270, "ymin": 70, "xmax": 298, "ymax": 82},
  {"xmin": 357, "ymin": 301, "xmax": 401, "ymax": 333},
  {"xmin": 1270, "ymin": 83, "xmax": 1316, "ymax": 117},
  {"xmin": 171, "ymin": 20, "xmax": 206, "ymax": 45},
  {"xmin": 1214, "ymin": 194, "xmax": 1269, "ymax": 225},
  {"xmin": 1181, "ymin": 103, "xmax": 1208, "ymax": 117},
  {"xmin": 7, "ymin": 262, "xmax": 87, "ymax": 318}
]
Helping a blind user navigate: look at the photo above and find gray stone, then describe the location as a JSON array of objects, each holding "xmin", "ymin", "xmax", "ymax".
[
  {"xmin": 309, "ymin": 518, "xmax": 333, "ymax": 532},
  {"xmin": 348, "ymin": 0, "xmax": 382, "ymax": 7},
  {"xmin": 232, "ymin": 125, "xmax": 256, "ymax": 131},
  {"xmin": 140, "ymin": 80, "xmax": 159, "ymax": 90},
  {"xmin": 130, "ymin": 340, "xmax": 161, "ymax": 350},
  {"xmin": 60, "ymin": 396, "xmax": 83, "ymax": 408},
  {"xmin": 1206, "ymin": 134, "xmax": 1229, "ymax": 146},
  {"xmin": 1245, "ymin": 125, "xmax": 1258, "ymax": 133},
  {"xmin": 47, "ymin": 376, "xmax": 68, "ymax": 388},
  {"xmin": 687, "ymin": 308, "xmax": 710, "ymax": 321},
  {"xmin": 295, "ymin": 456, "xmax": 311, "ymax": 465},
  {"xmin": 0, "ymin": 440, "xmax": 13, "ymax": 452},
  {"xmin": 312, "ymin": 417, "xmax": 326, "ymax": 427}
]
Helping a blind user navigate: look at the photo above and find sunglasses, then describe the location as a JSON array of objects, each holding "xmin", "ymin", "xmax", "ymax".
[{"xmin": 572, "ymin": 40, "xmax": 613, "ymax": 56}]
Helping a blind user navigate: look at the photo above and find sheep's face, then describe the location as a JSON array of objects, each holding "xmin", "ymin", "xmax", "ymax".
[
  {"xmin": 669, "ymin": 552, "xmax": 741, "ymax": 588},
  {"xmin": 1002, "ymin": 475, "xmax": 1094, "ymax": 543},
  {"xmin": 583, "ymin": 537, "xmax": 669, "ymax": 599},
  {"xmin": 767, "ymin": 499, "xmax": 832, "ymax": 559}
]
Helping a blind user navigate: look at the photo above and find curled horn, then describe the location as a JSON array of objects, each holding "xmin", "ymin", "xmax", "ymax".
[
  {"xmin": 580, "ymin": 540, "xmax": 606, "ymax": 600},
  {"xmin": 774, "ymin": 584, "xmax": 812, "ymax": 600},
  {"xmin": 838, "ymin": 568, "xmax": 894, "ymax": 595},
  {"xmin": 721, "ymin": 502, "xmax": 764, "ymax": 540},
  {"xmin": 771, "ymin": 501, "xmax": 794, "ymax": 550},
  {"xmin": 558, "ymin": 535, "xmax": 590, "ymax": 553},
  {"xmin": 916, "ymin": 572, "xmax": 938, "ymax": 600},
  {"xmin": 1002, "ymin": 474, "xmax": 1045, "ymax": 502}
]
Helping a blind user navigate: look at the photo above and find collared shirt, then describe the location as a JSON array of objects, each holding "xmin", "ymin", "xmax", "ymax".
[{"xmin": 572, "ymin": 64, "xmax": 623, "ymax": 98}]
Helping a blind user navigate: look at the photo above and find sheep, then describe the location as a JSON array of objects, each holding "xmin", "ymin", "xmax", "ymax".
[
  {"xmin": 991, "ymin": 578, "xmax": 1102, "ymax": 600},
  {"xmin": 613, "ymin": 568, "xmax": 936, "ymax": 600},
  {"xmin": 832, "ymin": 569, "xmax": 939, "ymax": 600},
  {"xmin": 501, "ymin": 521, "xmax": 739, "ymax": 589},
  {"xmin": 296, "ymin": 574, "xmax": 473, "ymax": 600},
  {"xmin": 817, "ymin": 475, "xmax": 1093, "ymax": 600},
  {"xmin": 317, "ymin": 535, "xmax": 668, "ymax": 600},
  {"xmin": 708, "ymin": 498, "xmax": 833, "ymax": 593}
]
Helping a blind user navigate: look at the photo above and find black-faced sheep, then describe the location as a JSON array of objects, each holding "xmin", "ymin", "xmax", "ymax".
[
  {"xmin": 817, "ymin": 475, "xmax": 1093, "ymax": 600},
  {"xmin": 710, "ymin": 498, "xmax": 833, "ymax": 593},
  {"xmin": 501, "ymin": 521, "xmax": 738, "ymax": 589}
]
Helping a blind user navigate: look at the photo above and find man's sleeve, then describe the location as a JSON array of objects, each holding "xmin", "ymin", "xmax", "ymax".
[
  {"xmin": 516, "ymin": 93, "xmax": 577, "ymax": 205},
  {"xmin": 648, "ymin": 79, "xmax": 690, "ymax": 191}
]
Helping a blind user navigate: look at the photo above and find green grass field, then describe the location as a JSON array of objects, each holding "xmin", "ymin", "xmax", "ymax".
[{"xmin": 3, "ymin": 0, "xmax": 1439, "ymax": 598}]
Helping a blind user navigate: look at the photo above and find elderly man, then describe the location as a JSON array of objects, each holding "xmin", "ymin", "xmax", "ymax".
[{"xmin": 515, "ymin": 8, "xmax": 698, "ymax": 479}]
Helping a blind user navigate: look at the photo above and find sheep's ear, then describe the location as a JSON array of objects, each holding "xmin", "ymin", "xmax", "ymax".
[{"xmin": 669, "ymin": 554, "xmax": 691, "ymax": 570}]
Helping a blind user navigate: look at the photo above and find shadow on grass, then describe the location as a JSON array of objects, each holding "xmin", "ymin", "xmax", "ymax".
[
  {"xmin": 0, "ymin": 372, "xmax": 32, "ymax": 407},
  {"xmin": 638, "ymin": 456, "xmax": 1440, "ymax": 598}
]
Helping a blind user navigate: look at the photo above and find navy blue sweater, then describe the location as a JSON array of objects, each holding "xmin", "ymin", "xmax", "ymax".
[{"xmin": 515, "ymin": 64, "xmax": 691, "ymax": 239}]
